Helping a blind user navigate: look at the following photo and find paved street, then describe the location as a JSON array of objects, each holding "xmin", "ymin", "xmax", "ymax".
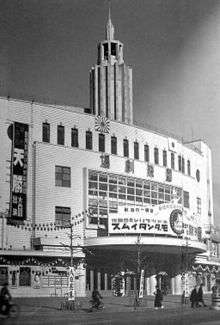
[{"xmin": 1, "ymin": 295, "xmax": 220, "ymax": 325}]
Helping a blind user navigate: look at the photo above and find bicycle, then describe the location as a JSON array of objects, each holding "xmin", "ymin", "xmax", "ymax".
[
  {"xmin": 89, "ymin": 299, "xmax": 104, "ymax": 312},
  {"xmin": 60, "ymin": 293, "xmax": 81, "ymax": 311}
]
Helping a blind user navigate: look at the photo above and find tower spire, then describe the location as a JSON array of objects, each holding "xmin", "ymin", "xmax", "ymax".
[{"xmin": 105, "ymin": 0, "xmax": 114, "ymax": 40}]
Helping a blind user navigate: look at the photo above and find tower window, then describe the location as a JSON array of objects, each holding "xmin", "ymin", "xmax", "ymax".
[
  {"xmin": 71, "ymin": 128, "xmax": 78, "ymax": 147},
  {"xmin": 154, "ymin": 147, "xmax": 159, "ymax": 165},
  {"xmin": 42, "ymin": 122, "xmax": 50, "ymax": 143},
  {"xmin": 111, "ymin": 136, "xmax": 117, "ymax": 155},
  {"xmin": 86, "ymin": 131, "xmax": 93, "ymax": 150},
  {"xmin": 123, "ymin": 139, "xmax": 129, "ymax": 157},
  {"xmin": 57, "ymin": 125, "xmax": 64, "ymax": 145},
  {"xmin": 171, "ymin": 153, "xmax": 175, "ymax": 169},
  {"xmin": 163, "ymin": 150, "xmax": 167, "ymax": 167},
  {"xmin": 134, "ymin": 141, "xmax": 139, "ymax": 160},
  {"xmin": 99, "ymin": 133, "xmax": 105, "ymax": 152},
  {"xmin": 144, "ymin": 144, "xmax": 149, "ymax": 162},
  {"xmin": 111, "ymin": 43, "xmax": 116, "ymax": 56},
  {"xmin": 103, "ymin": 43, "xmax": 108, "ymax": 60}
]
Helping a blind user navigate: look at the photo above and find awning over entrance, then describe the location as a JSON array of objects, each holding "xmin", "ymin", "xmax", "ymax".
[{"xmin": 85, "ymin": 235, "xmax": 206, "ymax": 255}]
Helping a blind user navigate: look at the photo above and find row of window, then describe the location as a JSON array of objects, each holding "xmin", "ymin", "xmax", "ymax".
[
  {"xmin": 43, "ymin": 123, "xmax": 192, "ymax": 175},
  {"xmin": 54, "ymin": 167, "xmax": 202, "ymax": 225},
  {"xmin": 55, "ymin": 197, "xmax": 201, "ymax": 226},
  {"xmin": 88, "ymin": 170, "xmax": 192, "ymax": 220}
]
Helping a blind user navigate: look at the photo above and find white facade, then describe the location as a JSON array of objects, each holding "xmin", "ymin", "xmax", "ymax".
[{"xmin": 0, "ymin": 13, "xmax": 219, "ymax": 297}]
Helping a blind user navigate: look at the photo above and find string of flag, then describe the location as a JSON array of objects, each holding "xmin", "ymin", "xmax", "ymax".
[
  {"xmin": 192, "ymin": 265, "xmax": 218, "ymax": 273},
  {"xmin": 3, "ymin": 210, "xmax": 90, "ymax": 231}
]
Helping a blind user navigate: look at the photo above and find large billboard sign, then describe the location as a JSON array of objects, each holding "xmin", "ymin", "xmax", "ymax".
[
  {"xmin": 108, "ymin": 204, "xmax": 201, "ymax": 241},
  {"xmin": 8, "ymin": 122, "xmax": 29, "ymax": 223}
]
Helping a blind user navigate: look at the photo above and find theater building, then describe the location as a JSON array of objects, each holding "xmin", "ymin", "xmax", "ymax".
[{"xmin": 0, "ymin": 14, "xmax": 219, "ymax": 296}]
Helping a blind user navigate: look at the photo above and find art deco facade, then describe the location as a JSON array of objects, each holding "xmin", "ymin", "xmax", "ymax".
[{"xmin": 0, "ymin": 15, "xmax": 219, "ymax": 296}]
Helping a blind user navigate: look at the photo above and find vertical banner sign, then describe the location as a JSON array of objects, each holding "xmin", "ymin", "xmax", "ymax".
[
  {"xmin": 68, "ymin": 267, "xmax": 75, "ymax": 301},
  {"xmin": 139, "ymin": 269, "xmax": 145, "ymax": 299},
  {"xmin": 9, "ymin": 122, "xmax": 29, "ymax": 223},
  {"xmin": 120, "ymin": 271, "xmax": 125, "ymax": 297}
]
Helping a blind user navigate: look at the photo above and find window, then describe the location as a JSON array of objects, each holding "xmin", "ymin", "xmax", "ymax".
[
  {"xmin": 183, "ymin": 191, "xmax": 189, "ymax": 208},
  {"xmin": 163, "ymin": 150, "xmax": 167, "ymax": 167},
  {"xmin": 111, "ymin": 136, "xmax": 117, "ymax": 155},
  {"xmin": 42, "ymin": 122, "xmax": 50, "ymax": 143},
  {"xmin": 99, "ymin": 133, "xmax": 105, "ymax": 152},
  {"xmin": 86, "ymin": 130, "xmax": 93, "ymax": 150},
  {"xmin": 144, "ymin": 144, "xmax": 149, "ymax": 162},
  {"xmin": 55, "ymin": 206, "xmax": 71, "ymax": 226},
  {"xmin": 55, "ymin": 166, "xmax": 71, "ymax": 187},
  {"xmin": 71, "ymin": 128, "xmax": 78, "ymax": 147},
  {"xmin": 178, "ymin": 155, "xmax": 182, "ymax": 172},
  {"xmin": 57, "ymin": 125, "xmax": 64, "ymax": 145},
  {"xmin": 103, "ymin": 43, "xmax": 108, "ymax": 60},
  {"xmin": 187, "ymin": 160, "xmax": 191, "ymax": 176},
  {"xmin": 196, "ymin": 169, "xmax": 200, "ymax": 182},
  {"xmin": 123, "ymin": 139, "xmax": 129, "ymax": 157},
  {"xmin": 154, "ymin": 147, "xmax": 159, "ymax": 165},
  {"xmin": 197, "ymin": 197, "xmax": 201, "ymax": 214},
  {"xmin": 171, "ymin": 153, "xmax": 175, "ymax": 169},
  {"xmin": 182, "ymin": 157, "xmax": 185, "ymax": 173},
  {"xmin": 88, "ymin": 170, "xmax": 182, "ymax": 216},
  {"xmin": 134, "ymin": 141, "xmax": 139, "ymax": 160},
  {"xmin": 111, "ymin": 43, "xmax": 116, "ymax": 56}
]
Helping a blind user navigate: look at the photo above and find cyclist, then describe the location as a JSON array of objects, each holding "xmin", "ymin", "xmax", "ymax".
[
  {"xmin": 0, "ymin": 282, "xmax": 12, "ymax": 315},
  {"xmin": 91, "ymin": 288, "xmax": 103, "ymax": 309}
]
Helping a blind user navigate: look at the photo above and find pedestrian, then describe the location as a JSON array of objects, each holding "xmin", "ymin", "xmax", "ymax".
[
  {"xmin": 197, "ymin": 284, "xmax": 207, "ymax": 307},
  {"xmin": 190, "ymin": 286, "xmax": 199, "ymax": 308},
  {"xmin": 154, "ymin": 286, "xmax": 164, "ymax": 309},
  {"xmin": 211, "ymin": 284, "xmax": 218, "ymax": 298},
  {"xmin": 0, "ymin": 282, "xmax": 12, "ymax": 315}
]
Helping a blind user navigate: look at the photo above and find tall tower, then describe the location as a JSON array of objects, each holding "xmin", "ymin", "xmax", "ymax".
[{"xmin": 89, "ymin": 9, "xmax": 133, "ymax": 124}]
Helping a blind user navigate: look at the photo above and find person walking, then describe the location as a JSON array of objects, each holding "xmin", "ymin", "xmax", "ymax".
[
  {"xmin": 0, "ymin": 282, "xmax": 12, "ymax": 315},
  {"xmin": 190, "ymin": 286, "xmax": 199, "ymax": 308},
  {"xmin": 91, "ymin": 288, "xmax": 103, "ymax": 309},
  {"xmin": 154, "ymin": 286, "xmax": 164, "ymax": 309},
  {"xmin": 197, "ymin": 284, "xmax": 207, "ymax": 307}
]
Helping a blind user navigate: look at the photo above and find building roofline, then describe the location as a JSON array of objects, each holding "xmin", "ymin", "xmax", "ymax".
[{"xmin": 1, "ymin": 96, "xmax": 205, "ymax": 155}]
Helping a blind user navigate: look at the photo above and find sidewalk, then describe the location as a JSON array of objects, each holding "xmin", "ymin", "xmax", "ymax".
[{"xmin": 13, "ymin": 294, "xmax": 212, "ymax": 313}]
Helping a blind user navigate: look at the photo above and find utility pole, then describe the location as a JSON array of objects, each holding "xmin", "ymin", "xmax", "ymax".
[
  {"xmin": 134, "ymin": 234, "xmax": 144, "ymax": 308},
  {"xmin": 70, "ymin": 223, "xmax": 73, "ymax": 268}
]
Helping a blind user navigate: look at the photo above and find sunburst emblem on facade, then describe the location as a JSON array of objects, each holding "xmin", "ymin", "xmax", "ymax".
[{"xmin": 95, "ymin": 116, "xmax": 110, "ymax": 133}]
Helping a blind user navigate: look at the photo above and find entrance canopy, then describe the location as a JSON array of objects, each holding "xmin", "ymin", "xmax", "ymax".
[{"xmin": 85, "ymin": 235, "xmax": 206, "ymax": 255}]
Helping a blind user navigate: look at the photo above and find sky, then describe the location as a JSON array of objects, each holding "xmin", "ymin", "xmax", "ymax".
[{"xmin": 1, "ymin": 0, "xmax": 220, "ymax": 225}]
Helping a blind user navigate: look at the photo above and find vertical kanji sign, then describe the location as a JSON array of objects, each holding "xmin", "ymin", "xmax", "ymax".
[
  {"xmin": 9, "ymin": 122, "xmax": 29, "ymax": 223},
  {"xmin": 68, "ymin": 267, "xmax": 75, "ymax": 301},
  {"xmin": 139, "ymin": 269, "xmax": 145, "ymax": 299}
]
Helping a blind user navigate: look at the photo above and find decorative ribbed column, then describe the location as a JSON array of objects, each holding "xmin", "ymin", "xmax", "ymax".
[
  {"xmin": 174, "ymin": 274, "xmax": 182, "ymax": 295},
  {"xmin": 104, "ymin": 273, "xmax": 108, "ymax": 291},
  {"xmin": 149, "ymin": 275, "xmax": 157, "ymax": 295},
  {"xmin": 171, "ymin": 276, "xmax": 175, "ymax": 295},
  {"xmin": 97, "ymin": 272, "xmax": 101, "ymax": 291}
]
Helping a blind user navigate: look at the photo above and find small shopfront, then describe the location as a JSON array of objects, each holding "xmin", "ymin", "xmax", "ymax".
[{"xmin": 0, "ymin": 254, "xmax": 86, "ymax": 297}]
